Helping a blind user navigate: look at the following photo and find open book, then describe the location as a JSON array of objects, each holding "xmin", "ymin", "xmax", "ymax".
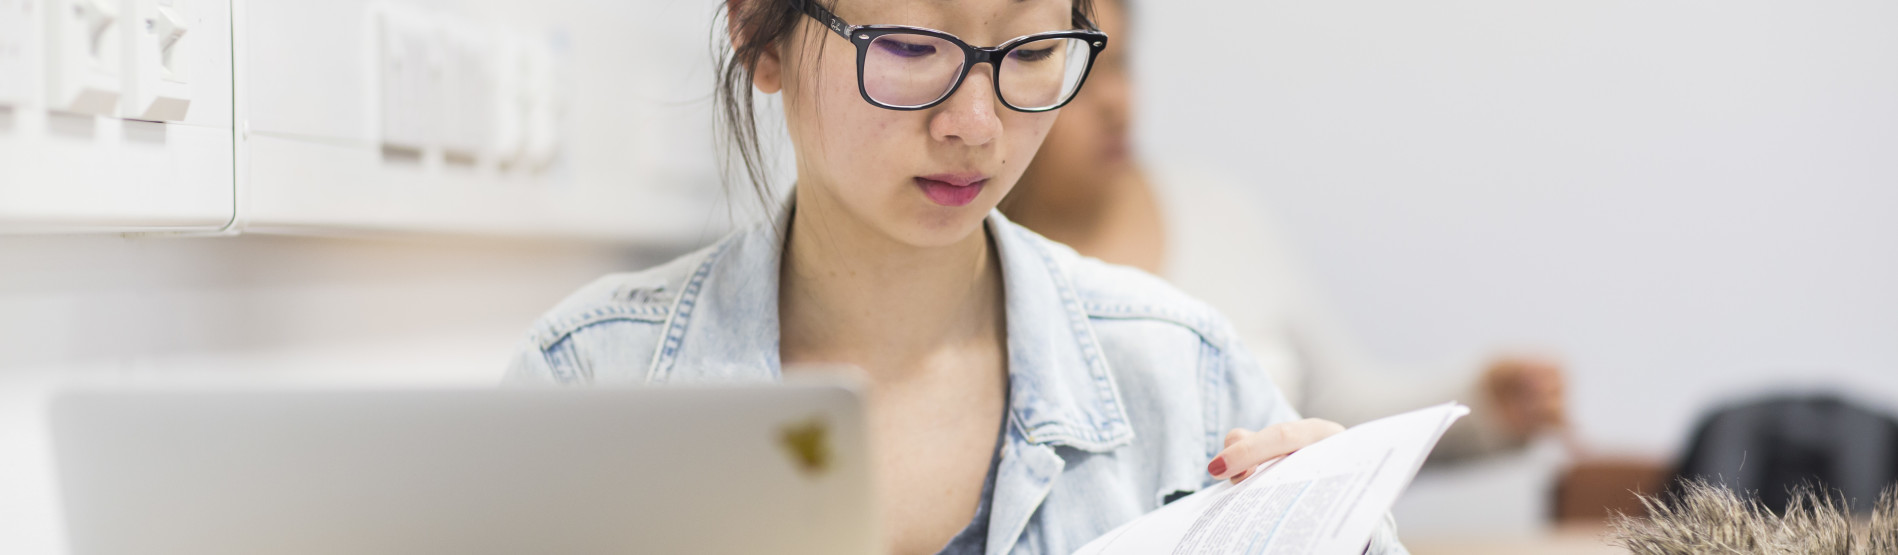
[{"xmin": 1073, "ymin": 402, "xmax": 1469, "ymax": 555}]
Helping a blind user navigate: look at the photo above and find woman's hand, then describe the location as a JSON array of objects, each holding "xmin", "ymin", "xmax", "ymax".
[{"xmin": 1206, "ymin": 418, "xmax": 1346, "ymax": 483}]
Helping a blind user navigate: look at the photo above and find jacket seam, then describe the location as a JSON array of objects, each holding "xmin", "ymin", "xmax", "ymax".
[
  {"xmin": 535, "ymin": 305, "xmax": 672, "ymax": 351},
  {"xmin": 1015, "ymin": 225, "xmax": 1135, "ymax": 451},
  {"xmin": 1198, "ymin": 337, "xmax": 1225, "ymax": 461},
  {"xmin": 543, "ymin": 335, "xmax": 580, "ymax": 383},
  {"xmin": 1081, "ymin": 302, "xmax": 1230, "ymax": 353},
  {"xmin": 645, "ymin": 239, "xmax": 736, "ymax": 382}
]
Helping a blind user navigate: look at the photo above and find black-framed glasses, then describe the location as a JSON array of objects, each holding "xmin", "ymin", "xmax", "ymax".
[{"xmin": 796, "ymin": 0, "xmax": 1108, "ymax": 113}]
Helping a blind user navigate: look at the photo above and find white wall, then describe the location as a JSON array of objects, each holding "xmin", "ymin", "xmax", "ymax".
[{"xmin": 1135, "ymin": 0, "xmax": 1898, "ymax": 455}]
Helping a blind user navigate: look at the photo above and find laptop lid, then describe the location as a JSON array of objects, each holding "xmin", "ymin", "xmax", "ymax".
[{"xmin": 49, "ymin": 384, "xmax": 876, "ymax": 555}]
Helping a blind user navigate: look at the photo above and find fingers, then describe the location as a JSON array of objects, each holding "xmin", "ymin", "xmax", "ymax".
[
  {"xmin": 1207, "ymin": 418, "xmax": 1345, "ymax": 482},
  {"xmin": 1487, "ymin": 356, "xmax": 1570, "ymax": 437},
  {"xmin": 1536, "ymin": 373, "xmax": 1567, "ymax": 428},
  {"xmin": 1217, "ymin": 429, "xmax": 1253, "ymax": 481}
]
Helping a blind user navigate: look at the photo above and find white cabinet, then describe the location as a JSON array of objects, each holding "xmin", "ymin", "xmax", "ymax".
[{"xmin": 2, "ymin": 0, "xmax": 721, "ymax": 242}]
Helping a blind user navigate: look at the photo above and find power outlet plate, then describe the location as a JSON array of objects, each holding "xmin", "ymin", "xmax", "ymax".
[
  {"xmin": 121, "ymin": 0, "xmax": 190, "ymax": 121},
  {"xmin": 0, "ymin": 0, "xmax": 37, "ymax": 107},
  {"xmin": 44, "ymin": 0, "xmax": 120, "ymax": 115},
  {"xmin": 373, "ymin": 5, "xmax": 435, "ymax": 151}
]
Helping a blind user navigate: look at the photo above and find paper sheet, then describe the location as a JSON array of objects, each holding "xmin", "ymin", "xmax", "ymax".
[{"xmin": 1073, "ymin": 402, "xmax": 1469, "ymax": 555}]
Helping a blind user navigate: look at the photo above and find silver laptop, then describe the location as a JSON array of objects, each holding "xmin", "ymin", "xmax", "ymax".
[{"xmin": 49, "ymin": 383, "xmax": 877, "ymax": 555}]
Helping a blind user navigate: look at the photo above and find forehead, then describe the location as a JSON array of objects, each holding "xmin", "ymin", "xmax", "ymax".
[{"xmin": 834, "ymin": 0, "xmax": 1076, "ymax": 43}]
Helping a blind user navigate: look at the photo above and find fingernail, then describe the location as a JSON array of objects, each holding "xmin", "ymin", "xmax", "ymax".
[{"xmin": 1207, "ymin": 457, "xmax": 1227, "ymax": 477}]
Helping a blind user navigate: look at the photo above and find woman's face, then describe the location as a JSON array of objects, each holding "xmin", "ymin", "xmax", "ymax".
[
  {"xmin": 1017, "ymin": 0, "xmax": 1130, "ymax": 208},
  {"xmin": 763, "ymin": 0, "xmax": 1078, "ymax": 248}
]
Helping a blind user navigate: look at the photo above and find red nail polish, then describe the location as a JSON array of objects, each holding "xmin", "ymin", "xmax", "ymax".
[{"xmin": 1207, "ymin": 457, "xmax": 1227, "ymax": 477}]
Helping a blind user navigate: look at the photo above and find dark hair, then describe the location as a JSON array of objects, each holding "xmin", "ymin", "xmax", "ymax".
[
  {"xmin": 714, "ymin": 0, "xmax": 805, "ymax": 219},
  {"xmin": 712, "ymin": 0, "xmax": 1097, "ymax": 218}
]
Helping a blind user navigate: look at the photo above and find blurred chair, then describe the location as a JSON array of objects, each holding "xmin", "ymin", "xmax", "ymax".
[{"xmin": 1669, "ymin": 393, "xmax": 1898, "ymax": 515}]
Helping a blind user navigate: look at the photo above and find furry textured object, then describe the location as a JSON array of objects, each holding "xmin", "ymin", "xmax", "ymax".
[{"xmin": 1610, "ymin": 479, "xmax": 1898, "ymax": 555}]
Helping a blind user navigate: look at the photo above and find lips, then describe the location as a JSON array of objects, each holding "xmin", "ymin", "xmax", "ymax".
[{"xmin": 914, "ymin": 173, "xmax": 989, "ymax": 207}]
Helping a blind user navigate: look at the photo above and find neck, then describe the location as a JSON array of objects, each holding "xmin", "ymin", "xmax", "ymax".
[{"xmin": 778, "ymin": 186, "xmax": 1005, "ymax": 376}]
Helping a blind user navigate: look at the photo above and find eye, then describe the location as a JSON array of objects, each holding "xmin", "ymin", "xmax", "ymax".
[
  {"xmin": 874, "ymin": 37, "xmax": 938, "ymax": 58},
  {"xmin": 1009, "ymin": 46, "xmax": 1057, "ymax": 63}
]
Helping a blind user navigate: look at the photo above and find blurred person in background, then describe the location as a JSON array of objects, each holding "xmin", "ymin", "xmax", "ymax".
[{"xmin": 1002, "ymin": 0, "xmax": 1566, "ymax": 461}]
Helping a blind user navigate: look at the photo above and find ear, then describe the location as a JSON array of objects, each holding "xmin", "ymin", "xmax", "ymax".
[
  {"xmin": 752, "ymin": 43, "xmax": 785, "ymax": 95},
  {"xmin": 727, "ymin": 0, "xmax": 784, "ymax": 94}
]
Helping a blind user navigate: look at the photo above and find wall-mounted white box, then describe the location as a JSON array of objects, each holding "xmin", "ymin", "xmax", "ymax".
[
  {"xmin": 434, "ymin": 19, "xmax": 496, "ymax": 162},
  {"xmin": 373, "ymin": 5, "xmax": 435, "ymax": 152},
  {"xmin": 513, "ymin": 36, "xmax": 560, "ymax": 172},
  {"xmin": 43, "ymin": 0, "xmax": 120, "ymax": 115},
  {"xmin": 487, "ymin": 33, "xmax": 559, "ymax": 171},
  {"xmin": 0, "ymin": 0, "xmax": 38, "ymax": 107},
  {"xmin": 120, "ymin": 0, "xmax": 191, "ymax": 121},
  {"xmin": 489, "ymin": 32, "xmax": 562, "ymax": 173}
]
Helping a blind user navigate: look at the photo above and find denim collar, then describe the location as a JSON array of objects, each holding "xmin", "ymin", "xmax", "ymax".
[{"xmin": 646, "ymin": 209, "xmax": 1135, "ymax": 453}]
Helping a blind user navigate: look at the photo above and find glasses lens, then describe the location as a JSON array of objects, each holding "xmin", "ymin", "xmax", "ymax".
[
  {"xmin": 863, "ymin": 33, "xmax": 963, "ymax": 108},
  {"xmin": 998, "ymin": 37, "xmax": 1091, "ymax": 110}
]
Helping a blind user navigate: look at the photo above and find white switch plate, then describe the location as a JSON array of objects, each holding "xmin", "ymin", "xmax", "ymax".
[
  {"xmin": 434, "ymin": 19, "xmax": 496, "ymax": 161},
  {"xmin": 509, "ymin": 35, "xmax": 560, "ymax": 171},
  {"xmin": 373, "ymin": 5, "xmax": 435, "ymax": 151},
  {"xmin": 44, "ymin": 0, "xmax": 120, "ymax": 115},
  {"xmin": 120, "ymin": 0, "xmax": 190, "ymax": 121},
  {"xmin": 489, "ymin": 32, "xmax": 564, "ymax": 171},
  {"xmin": 0, "ymin": 0, "xmax": 38, "ymax": 107},
  {"xmin": 490, "ymin": 33, "xmax": 528, "ymax": 164}
]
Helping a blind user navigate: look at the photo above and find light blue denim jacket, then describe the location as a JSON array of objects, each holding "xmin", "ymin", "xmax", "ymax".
[{"xmin": 506, "ymin": 210, "xmax": 1406, "ymax": 555}]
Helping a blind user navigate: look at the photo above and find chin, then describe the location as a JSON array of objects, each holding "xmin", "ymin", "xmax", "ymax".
[{"xmin": 888, "ymin": 202, "xmax": 995, "ymax": 249}]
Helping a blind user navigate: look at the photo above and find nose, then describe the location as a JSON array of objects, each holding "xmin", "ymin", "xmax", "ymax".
[{"xmin": 928, "ymin": 67, "xmax": 1003, "ymax": 147}]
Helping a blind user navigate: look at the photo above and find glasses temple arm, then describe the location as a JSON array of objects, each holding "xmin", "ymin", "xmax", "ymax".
[{"xmin": 795, "ymin": 0, "xmax": 855, "ymax": 39}]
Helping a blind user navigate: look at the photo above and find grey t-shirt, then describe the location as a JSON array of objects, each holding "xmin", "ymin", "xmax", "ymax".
[{"xmin": 935, "ymin": 420, "xmax": 1006, "ymax": 555}]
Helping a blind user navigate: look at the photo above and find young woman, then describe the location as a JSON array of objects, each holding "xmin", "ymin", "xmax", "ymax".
[{"xmin": 508, "ymin": 0, "xmax": 1405, "ymax": 553}]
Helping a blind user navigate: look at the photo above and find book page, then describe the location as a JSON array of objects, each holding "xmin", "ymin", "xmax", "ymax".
[{"xmin": 1073, "ymin": 403, "xmax": 1469, "ymax": 555}]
